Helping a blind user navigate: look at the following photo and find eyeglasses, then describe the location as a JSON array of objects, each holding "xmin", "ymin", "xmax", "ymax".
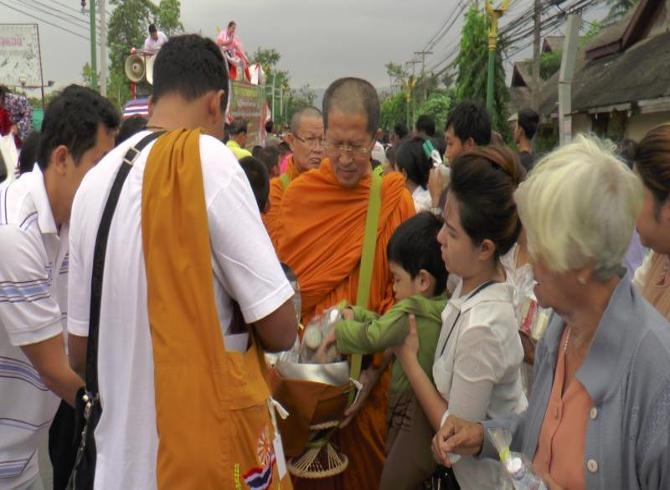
[
  {"xmin": 323, "ymin": 140, "xmax": 372, "ymax": 156},
  {"xmin": 293, "ymin": 134, "xmax": 326, "ymax": 148}
]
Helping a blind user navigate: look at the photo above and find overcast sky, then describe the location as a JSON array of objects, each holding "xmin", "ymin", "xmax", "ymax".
[{"xmin": 3, "ymin": 0, "xmax": 605, "ymax": 93}]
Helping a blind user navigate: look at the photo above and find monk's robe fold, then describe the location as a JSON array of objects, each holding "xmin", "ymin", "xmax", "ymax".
[
  {"xmin": 277, "ymin": 159, "xmax": 415, "ymax": 323},
  {"xmin": 263, "ymin": 155, "xmax": 301, "ymax": 248},
  {"xmin": 276, "ymin": 159, "xmax": 415, "ymax": 490}
]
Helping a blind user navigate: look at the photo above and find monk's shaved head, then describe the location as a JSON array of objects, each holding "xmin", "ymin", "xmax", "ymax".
[
  {"xmin": 289, "ymin": 106, "xmax": 322, "ymax": 134},
  {"xmin": 323, "ymin": 77, "xmax": 380, "ymax": 136}
]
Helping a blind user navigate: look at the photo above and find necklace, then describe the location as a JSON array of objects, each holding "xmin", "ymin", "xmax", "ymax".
[{"xmin": 563, "ymin": 327, "xmax": 572, "ymax": 353}]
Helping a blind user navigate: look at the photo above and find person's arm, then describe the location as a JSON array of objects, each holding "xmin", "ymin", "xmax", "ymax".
[
  {"xmin": 205, "ymin": 139, "xmax": 297, "ymax": 352},
  {"xmin": 335, "ymin": 303, "xmax": 408, "ymax": 354},
  {"xmin": 0, "ymin": 226, "xmax": 84, "ymax": 406},
  {"xmin": 395, "ymin": 314, "xmax": 448, "ymax": 430},
  {"xmin": 68, "ymin": 333, "xmax": 88, "ymax": 379},
  {"xmin": 253, "ymin": 299, "xmax": 297, "ymax": 352},
  {"xmin": 21, "ymin": 336, "xmax": 83, "ymax": 406}
]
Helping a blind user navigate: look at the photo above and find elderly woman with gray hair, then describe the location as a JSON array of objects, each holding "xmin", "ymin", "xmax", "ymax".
[{"xmin": 430, "ymin": 136, "xmax": 670, "ymax": 489}]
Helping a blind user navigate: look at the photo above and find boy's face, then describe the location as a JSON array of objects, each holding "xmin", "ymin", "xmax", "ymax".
[{"xmin": 390, "ymin": 261, "xmax": 424, "ymax": 301}]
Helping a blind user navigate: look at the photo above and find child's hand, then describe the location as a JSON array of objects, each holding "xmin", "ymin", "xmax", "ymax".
[{"xmin": 394, "ymin": 314, "xmax": 420, "ymax": 363}]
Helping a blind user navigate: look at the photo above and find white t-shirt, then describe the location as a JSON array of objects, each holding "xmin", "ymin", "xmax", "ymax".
[
  {"xmin": 433, "ymin": 278, "xmax": 527, "ymax": 490},
  {"xmin": 143, "ymin": 31, "xmax": 168, "ymax": 53},
  {"xmin": 0, "ymin": 167, "xmax": 67, "ymax": 489},
  {"xmin": 67, "ymin": 131, "xmax": 294, "ymax": 490},
  {"xmin": 411, "ymin": 186, "xmax": 432, "ymax": 213}
]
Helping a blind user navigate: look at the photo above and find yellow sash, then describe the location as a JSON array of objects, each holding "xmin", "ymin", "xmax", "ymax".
[{"xmin": 142, "ymin": 129, "xmax": 291, "ymax": 489}]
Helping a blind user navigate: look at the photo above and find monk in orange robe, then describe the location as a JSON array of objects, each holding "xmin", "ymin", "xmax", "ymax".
[
  {"xmin": 263, "ymin": 106, "xmax": 324, "ymax": 247},
  {"xmin": 277, "ymin": 77, "xmax": 415, "ymax": 489}
]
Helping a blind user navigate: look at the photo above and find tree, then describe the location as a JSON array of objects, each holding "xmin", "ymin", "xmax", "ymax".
[
  {"xmin": 385, "ymin": 62, "xmax": 408, "ymax": 93},
  {"xmin": 251, "ymin": 47, "xmax": 281, "ymax": 76},
  {"xmin": 158, "ymin": 0, "xmax": 183, "ymax": 36},
  {"xmin": 455, "ymin": 7, "xmax": 511, "ymax": 142},
  {"xmin": 107, "ymin": 0, "xmax": 158, "ymax": 107},
  {"xmin": 416, "ymin": 90, "xmax": 453, "ymax": 133},
  {"xmin": 605, "ymin": 0, "xmax": 639, "ymax": 23},
  {"xmin": 380, "ymin": 92, "xmax": 408, "ymax": 131}
]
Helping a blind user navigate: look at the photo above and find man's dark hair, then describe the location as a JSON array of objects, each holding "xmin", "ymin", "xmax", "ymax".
[
  {"xmin": 18, "ymin": 131, "xmax": 40, "ymax": 175},
  {"xmin": 37, "ymin": 84, "xmax": 120, "ymax": 171},
  {"xmin": 115, "ymin": 116, "xmax": 147, "ymax": 146},
  {"xmin": 278, "ymin": 141, "xmax": 291, "ymax": 155},
  {"xmin": 446, "ymin": 100, "xmax": 491, "ymax": 146},
  {"xmin": 152, "ymin": 34, "xmax": 229, "ymax": 111},
  {"xmin": 257, "ymin": 145, "xmax": 281, "ymax": 175},
  {"xmin": 323, "ymin": 77, "xmax": 379, "ymax": 135},
  {"xmin": 416, "ymin": 114, "xmax": 436, "ymax": 137},
  {"xmin": 228, "ymin": 21, "xmax": 236, "ymax": 28},
  {"xmin": 149, "ymin": 24, "xmax": 157, "ymax": 33},
  {"xmin": 239, "ymin": 156, "xmax": 270, "ymax": 212},
  {"xmin": 229, "ymin": 118, "xmax": 248, "ymax": 136},
  {"xmin": 393, "ymin": 122, "xmax": 409, "ymax": 140},
  {"xmin": 0, "ymin": 85, "xmax": 8, "ymax": 104},
  {"xmin": 517, "ymin": 108, "xmax": 539, "ymax": 140},
  {"xmin": 395, "ymin": 137, "xmax": 432, "ymax": 189},
  {"xmin": 387, "ymin": 212, "xmax": 447, "ymax": 295},
  {"xmin": 265, "ymin": 120, "xmax": 274, "ymax": 134}
]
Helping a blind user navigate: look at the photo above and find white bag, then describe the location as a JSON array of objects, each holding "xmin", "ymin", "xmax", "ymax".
[{"xmin": 0, "ymin": 134, "xmax": 18, "ymax": 185}]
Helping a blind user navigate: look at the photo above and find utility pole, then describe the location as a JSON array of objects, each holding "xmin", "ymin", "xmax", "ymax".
[
  {"xmin": 87, "ymin": 0, "xmax": 98, "ymax": 90},
  {"xmin": 531, "ymin": 0, "xmax": 541, "ymax": 111},
  {"xmin": 485, "ymin": 0, "xmax": 509, "ymax": 114},
  {"xmin": 405, "ymin": 59, "xmax": 420, "ymax": 128},
  {"xmin": 559, "ymin": 13, "xmax": 581, "ymax": 145},
  {"xmin": 100, "ymin": 0, "xmax": 107, "ymax": 96},
  {"xmin": 414, "ymin": 50, "xmax": 433, "ymax": 100}
]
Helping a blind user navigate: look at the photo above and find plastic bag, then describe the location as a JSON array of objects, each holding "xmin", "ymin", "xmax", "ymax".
[{"xmin": 299, "ymin": 306, "xmax": 343, "ymax": 363}]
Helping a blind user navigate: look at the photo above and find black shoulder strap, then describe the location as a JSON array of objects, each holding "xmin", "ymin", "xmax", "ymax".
[{"xmin": 84, "ymin": 131, "xmax": 164, "ymax": 393}]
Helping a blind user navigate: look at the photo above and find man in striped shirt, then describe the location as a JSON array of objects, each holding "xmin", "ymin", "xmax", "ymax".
[{"xmin": 0, "ymin": 85, "xmax": 118, "ymax": 490}]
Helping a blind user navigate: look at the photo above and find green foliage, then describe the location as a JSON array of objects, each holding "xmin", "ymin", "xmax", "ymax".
[
  {"xmin": 605, "ymin": 0, "xmax": 639, "ymax": 23},
  {"xmin": 251, "ymin": 48, "xmax": 281, "ymax": 76},
  {"xmin": 82, "ymin": 62, "xmax": 96, "ymax": 86},
  {"xmin": 107, "ymin": 0, "xmax": 159, "ymax": 108},
  {"xmin": 380, "ymin": 92, "xmax": 408, "ymax": 131},
  {"xmin": 454, "ymin": 7, "xmax": 511, "ymax": 142},
  {"xmin": 416, "ymin": 90, "xmax": 452, "ymax": 132},
  {"xmin": 540, "ymin": 50, "xmax": 561, "ymax": 80},
  {"xmin": 158, "ymin": 0, "xmax": 183, "ymax": 36}
]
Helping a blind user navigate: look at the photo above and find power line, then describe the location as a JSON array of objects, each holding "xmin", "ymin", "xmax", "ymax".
[
  {"xmin": 18, "ymin": 0, "xmax": 91, "ymax": 32},
  {"xmin": 26, "ymin": 0, "xmax": 90, "ymax": 27},
  {"xmin": 51, "ymin": 0, "xmax": 87, "ymax": 14},
  {"xmin": 0, "ymin": 0, "xmax": 89, "ymax": 40}
]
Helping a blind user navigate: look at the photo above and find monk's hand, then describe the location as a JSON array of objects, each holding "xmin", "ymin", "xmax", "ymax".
[
  {"xmin": 393, "ymin": 314, "xmax": 420, "ymax": 365},
  {"xmin": 433, "ymin": 415, "xmax": 485, "ymax": 466},
  {"xmin": 340, "ymin": 365, "xmax": 381, "ymax": 428},
  {"xmin": 428, "ymin": 168, "xmax": 444, "ymax": 208},
  {"xmin": 315, "ymin": 328, "xmax": 338, "ymax": 363}
]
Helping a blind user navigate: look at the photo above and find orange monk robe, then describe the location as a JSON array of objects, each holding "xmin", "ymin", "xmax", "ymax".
[
  {"xmin": 262, "ymin": 155, "xmax": 302, "ymax": 248},
  {"xmin": 277, "ymin": 159, "xmax": 415, "ymax": 489}
]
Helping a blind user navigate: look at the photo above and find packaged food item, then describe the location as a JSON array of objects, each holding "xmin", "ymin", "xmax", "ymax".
[{"xmin": 299, "ymin": 306, "xmax": 343, "ymax": 364}]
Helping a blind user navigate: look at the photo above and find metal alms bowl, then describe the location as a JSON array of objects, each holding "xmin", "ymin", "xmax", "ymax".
[{"xmin": 276, "ymin": 359, "xmax": 350, "ymax": 386}]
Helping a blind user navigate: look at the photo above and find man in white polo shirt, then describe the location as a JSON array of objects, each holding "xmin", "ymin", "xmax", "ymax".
[
  {"xmin": 143, "ymin": 24, "xmax": 168, "ymax": 54},
  {"xmin": 0, "ymin": 86, "xmax": 118, "ymax": 490},
  {"xmin": 67, "ymin": 34, "xmax": 296, "ymax": 489}
]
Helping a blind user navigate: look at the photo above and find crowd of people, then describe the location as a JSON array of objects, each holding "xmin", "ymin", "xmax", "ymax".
[{"xmin": 1, "ymin": 31, "xmax": 670, "ymax": 490}]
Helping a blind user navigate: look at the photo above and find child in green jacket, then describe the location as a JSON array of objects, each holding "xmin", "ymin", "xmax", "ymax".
[{"xmin": 319, "ymin": 212, "xmax": 448, "ymax": 489}]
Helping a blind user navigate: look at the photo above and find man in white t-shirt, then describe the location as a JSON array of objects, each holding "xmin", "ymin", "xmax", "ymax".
[
  {"xmin": 143, "ymin": 24, "xmax": 168, "ymax": 54},
  {"xmin": 0, "ymin": 86, "xmax": 118, "ymax": 490},
  {"xmin": 67, "ymin": 34, "xmax": 296, "ymax": 490}
]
